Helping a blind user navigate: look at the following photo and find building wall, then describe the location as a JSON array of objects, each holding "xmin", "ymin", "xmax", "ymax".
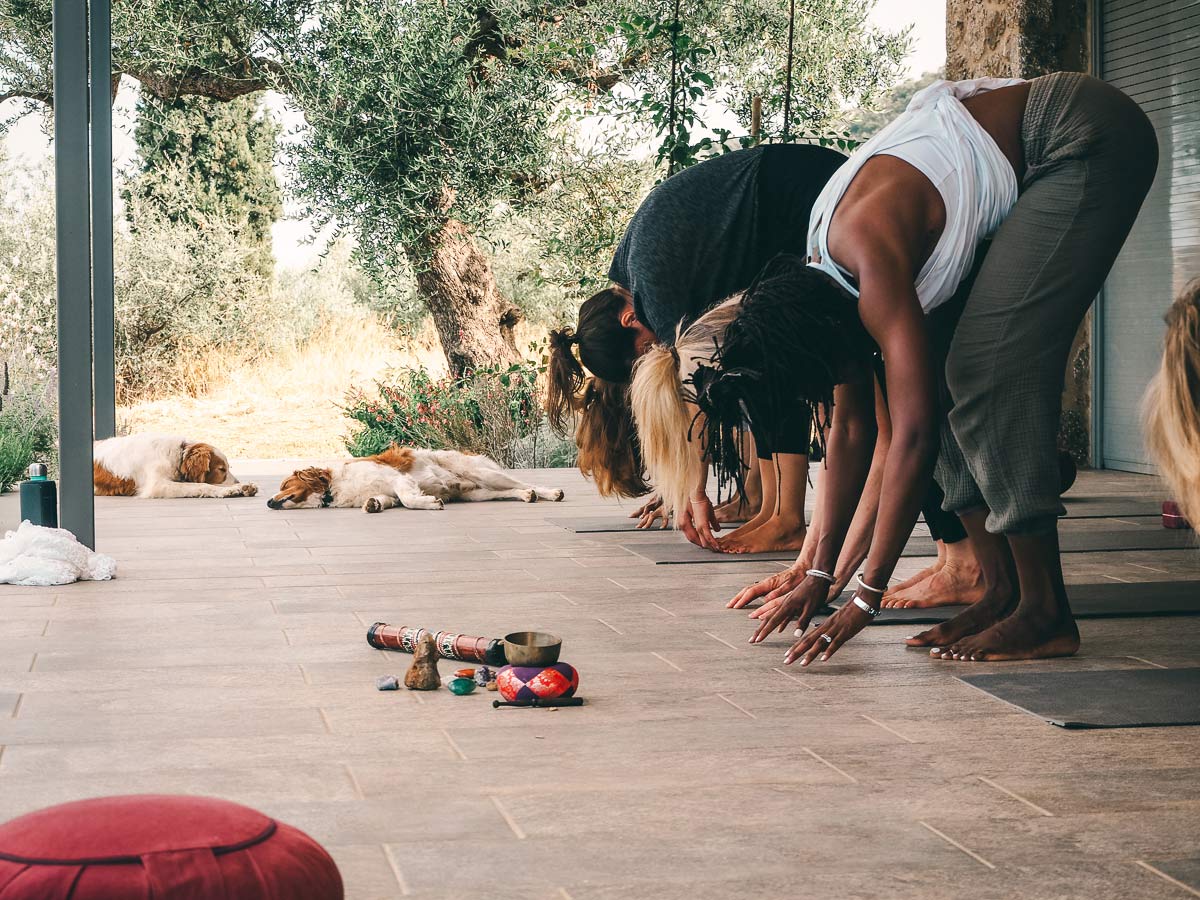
[{"xmin": 945, "ymin": 0, "xmax": 1093, "ymax": 462}]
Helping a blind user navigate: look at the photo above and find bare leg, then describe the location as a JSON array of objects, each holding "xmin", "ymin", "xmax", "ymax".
[
  {"xmin": 939, "ymin": 529, "xmax": 1080, "ymax": 661},
  {"xmin": 714, "ymin": 457, "xmax": 762, "ymax": 523},
  {"xmin": 718, "ymin": 453, "xmax": 808, "ymax": 553},
  {"xmin": 886, "ymin": 540, "xmax": 947, "ymax": 597},
  {"xmin": 882, "ymin": 538, "xmax": 985, "ymax": 609},
  {"xmin": 907, "ymin": 509, "xmax": 1017, "ymax": 650},
  {"xmin": 717, "ymin": 458, "xmax": 776, "ymax": 547}
]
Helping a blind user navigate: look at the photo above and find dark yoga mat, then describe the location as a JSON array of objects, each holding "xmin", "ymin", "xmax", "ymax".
[
  {"xmin": 957, "ymin": 667, "xmax": 1200, "ymax": 728},
  {"xmin": 826, "ymin": 580, "xmax": 1200, "ymax": 625},
  {"xmin": 1061, "ymin": 495, "xmax": 1164, "ymax": 518},
  {"xmin": 623, "ymin": 526, "xmax": 1195, "ymax": 565},
  {"xmin": 547, "ymin": 516, "xmax": 746, "ymax": 534},
  {"xmin": 1146, "ymin": 859, "xmax": 1200, "ymax": 893},
  {"xmin": 549, "ymin": 494, "xmax": 1165, "ymax": 534}
]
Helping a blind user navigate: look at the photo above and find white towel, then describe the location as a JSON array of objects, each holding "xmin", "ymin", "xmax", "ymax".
[{"xmin": 0, "ymin": 521, "xmax": 117, "ymax": 586}]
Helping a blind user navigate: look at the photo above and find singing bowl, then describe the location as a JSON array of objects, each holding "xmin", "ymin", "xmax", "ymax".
[{"xmin": 503, "ymin": 631, "xmax": 562, "ymax": 666}]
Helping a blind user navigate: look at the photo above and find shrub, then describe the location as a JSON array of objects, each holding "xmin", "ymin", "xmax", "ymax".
[
  {"xmin": 0, "ymin": 363, "xmax": 57, "ymax": 493},
  {"xmin": 343, "ymin": 361, "xmax": 577, "ymax": 469}
]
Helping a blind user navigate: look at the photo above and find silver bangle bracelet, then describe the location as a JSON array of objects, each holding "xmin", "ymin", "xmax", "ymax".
[
  {"xmin": 856, "ymin": 573, "xmax": 887, "ymax": 595},
  {"xmin": 805, "ymin": 568, "xmax": 835, "ymax": 583},
  {"xmin": 851, "ymin": 595, "xmax": 880, "ymax": 617}
]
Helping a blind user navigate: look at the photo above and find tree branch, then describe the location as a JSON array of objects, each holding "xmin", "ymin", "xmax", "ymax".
[
  {"xmin": 0, "ymin": 88, "xmax": 53, "ymax": 107},
  {"xmin": 129, "ymin": 58, "xmax": 288, "ymax": 102}
]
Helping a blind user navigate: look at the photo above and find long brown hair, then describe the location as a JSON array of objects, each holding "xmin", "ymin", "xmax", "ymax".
[
  {"xmin": 1145, "ymin": 278, "xmax": 1200, "ymax": 521},
  {"xmin": 546, "ymin": 297, "xmax": 650, "ymax": 497}
]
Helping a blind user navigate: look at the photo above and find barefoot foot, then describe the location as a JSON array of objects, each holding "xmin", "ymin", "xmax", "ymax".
[
  {"xmin": 938, "ymin": 609, "xmax": 1080, "ymax": 661},
  {"xmin": 884, "ymin": 559, "xmax": 944, "ymax": 600},
  {"xmin": 882, "ymin": 561, "xmax": 985, "ymax": 609},
  {"xmin": 907, "ymin": 585, "xmax": 1016, "ymax": 651},
  {"xmin": 717, "ymin": 517, "xmax": 806, "ymax": 554},
  {"xmin": 714, "ymin": 496, "xmax": 758, "ymax": 524}
]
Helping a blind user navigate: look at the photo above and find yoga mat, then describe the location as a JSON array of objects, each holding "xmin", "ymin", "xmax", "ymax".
[
  {"xmin": 826, "ymin": 580, "xmax": 1200, "ymax": 625},
  {"xmin": 622, "ymin": 527, "xmax": 1195, "ymax": 565},
  {"xmin": 956, "ymin": 667, "xmax": 1200, "ymax": 728},
  {"xmin": 546, "ymin": 516, "xmax": 745, "ymax": 534},
  {"xmin": 1061, "ymin": 495, "xmax": 1164, "ymax": 518},
  {"xmin": 1147, "ymin": 860, "xmax": 1200, "ymax": 893},
  {"xmin": 549, "ymin": 495, "xmax": 1164, "ymax": 534}
]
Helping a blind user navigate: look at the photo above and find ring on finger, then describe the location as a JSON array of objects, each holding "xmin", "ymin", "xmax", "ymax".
[{"xmin": 820, "ymin": 633, "xmax": 833, "ymax": 644}]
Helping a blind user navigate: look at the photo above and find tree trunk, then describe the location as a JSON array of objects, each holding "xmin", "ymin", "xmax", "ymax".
[{"xmin": 413, "ymin": 218, "xmax": 523, "ymax": 375}]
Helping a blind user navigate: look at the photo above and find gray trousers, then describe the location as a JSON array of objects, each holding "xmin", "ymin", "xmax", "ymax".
[{"xmin": 935, "ymin": 72, "xmax": 1159, "ymax": 534}]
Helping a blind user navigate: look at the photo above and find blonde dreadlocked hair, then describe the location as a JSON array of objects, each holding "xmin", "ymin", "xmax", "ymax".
[
  {"xmin": 1145, "ymin": 278, "xmax": 1200, "ymax": 523},
  {"xmin": 629, "ymin": 297, "xmax": 742, "ymax": 523}
]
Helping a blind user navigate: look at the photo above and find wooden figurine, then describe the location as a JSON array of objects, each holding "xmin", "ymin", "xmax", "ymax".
[{"xmin": 404, "ymin": 635, "xmax": 441, "ymax": 690}]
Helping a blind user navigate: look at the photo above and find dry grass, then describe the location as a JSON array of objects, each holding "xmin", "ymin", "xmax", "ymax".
[{"xmin": 118, "ymin": 309, "xmax": 444, "ymax": 457}]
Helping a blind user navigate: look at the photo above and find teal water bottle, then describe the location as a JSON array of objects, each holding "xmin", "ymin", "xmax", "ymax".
[{"xmin": 19, "ymin": 463, "xmax": 58, "ymax": 528}]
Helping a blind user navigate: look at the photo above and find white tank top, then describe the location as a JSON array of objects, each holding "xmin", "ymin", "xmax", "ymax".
[{"xmin": 807, "ymin": 77, "xmax": 1025, "ymax": 313}]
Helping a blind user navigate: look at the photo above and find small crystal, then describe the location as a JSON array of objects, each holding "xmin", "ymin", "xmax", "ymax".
[
  {"xmin": 447, "ymin": 677, "xmax": 476, "ymax": 695},
  {"xmin": 376, "ymin": 675, "xmax": 400, "ymax": 691}
]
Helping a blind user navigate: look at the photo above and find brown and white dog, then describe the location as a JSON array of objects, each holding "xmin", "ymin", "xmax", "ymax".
[
  {"xmin": 93, "ymin": 434, "xmax": 258, "ymax": 499},
  {"xmin": 267, "ymin": 445, "xmax": 563, "ymax": 513}
]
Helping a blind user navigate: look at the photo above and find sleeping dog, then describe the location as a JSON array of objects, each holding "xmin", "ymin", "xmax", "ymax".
[
  {"xmin": 93, "ymin": 434, "xmax": 257, "ymax": 499},
  {"xmin": 267, "ymin": 445, "xmax": 564, "ymax": 513}
]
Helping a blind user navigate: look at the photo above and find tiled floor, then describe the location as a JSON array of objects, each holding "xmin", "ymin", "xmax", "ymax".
[{"xmin": 1, "ymin": 465, "xmax": 1198, "ymax": 899}]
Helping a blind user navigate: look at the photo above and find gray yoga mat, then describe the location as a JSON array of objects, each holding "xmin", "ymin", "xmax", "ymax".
[
  {"xmin": 957, "ymin": 667, "xmax": 1200, "ymax": 728},
  {"xmin": 826, "ymin": 580, "xmax": 1200, "ymax": 625},
  {"xmin": 548, "ymin": 494, "xmax": 1164, "ymax": 534},
  {"xmin": 547, "ymin": 516, "xmax": 746, "ymax": 534},
  {"xmin": 1147, "ymin": 859, "xmax": 1200, "ymax": 892},
  {"xmin": 622, "ymin": 527, "xmax": 1195, "ymax": 565}
]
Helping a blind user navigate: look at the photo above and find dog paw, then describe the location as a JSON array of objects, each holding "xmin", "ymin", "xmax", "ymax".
[
  {"xmin": 548, "ymin": 489, "xmax": 565, "ymax": 502},
  {"xmin": 520, "ymin": 489, "xmax": 537, "ymax": 503},
  {"xmin": 364, "ymin": 497, "xmax": 382, "ymax": 514},
  {"xmin": 240, "ymin": 483, "xmax": 258, "ymax": 497},
  {"xmin": 432, "ymin": 498, "xmax": 445, "ymax": 510}
]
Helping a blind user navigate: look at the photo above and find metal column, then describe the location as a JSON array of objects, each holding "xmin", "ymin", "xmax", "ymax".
[
  {"xmin": 52, "ymin": 0, "xmax": 96, "ymax": 547},
  {"xmin": 90, "ymin": 0, "xmax": 115, "ymax": 440}
]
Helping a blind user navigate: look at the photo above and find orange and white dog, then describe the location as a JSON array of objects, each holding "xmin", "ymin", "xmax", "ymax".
[
  {"xmin": 93, "ymin": 434, "xmax": 258, "ymax": 499},
  {"xmin": 267, "ymin": 445, "xmax": 563, "ymax": 513}
]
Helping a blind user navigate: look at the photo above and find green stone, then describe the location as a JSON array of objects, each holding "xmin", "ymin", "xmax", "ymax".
[{"xmin": 447, "ymin": 677, "xmax": 476, "ymax": 695}]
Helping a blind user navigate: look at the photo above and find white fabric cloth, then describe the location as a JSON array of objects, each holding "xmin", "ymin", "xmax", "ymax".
[
  {"xmin": 0, "ymin": 521, "xmax": 117, "ymax": 586},
  {"xmin": 807, "ymin": 77, "xmax": 1026, "ymax": 313}
]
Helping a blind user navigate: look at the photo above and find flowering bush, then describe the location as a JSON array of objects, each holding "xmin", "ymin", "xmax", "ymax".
[{"xmin": 343, "ymin": 362, "xmax": 576, "ymax": 469}]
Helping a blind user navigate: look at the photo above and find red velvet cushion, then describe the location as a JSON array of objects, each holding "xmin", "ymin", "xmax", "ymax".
[{"xmin": 0, "ymin": 795, "xmax": 342, "ymax": 899}]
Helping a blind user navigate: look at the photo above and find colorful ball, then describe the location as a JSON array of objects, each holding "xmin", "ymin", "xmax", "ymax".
[{"xmin": 496, "ymin": 663, "xmax": 579, "ymax": 702}]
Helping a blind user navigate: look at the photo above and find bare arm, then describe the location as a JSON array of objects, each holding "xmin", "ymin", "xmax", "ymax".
[
  {"xmin": 750, "ymin": 377, "xmax": 877, "ymax": 641},
  {"xmin": 785, "ymin": 253, "xmax": 938, "ymax": 665}
]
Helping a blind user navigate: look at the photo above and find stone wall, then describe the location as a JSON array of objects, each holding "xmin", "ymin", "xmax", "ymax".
[
  {"xmin": 946, "ymin": 0, "xmax": 1089, "ymax": 79},
  {"xmin": 945, "ymin": 0, "xmax": 1094, "ymax": 463}
]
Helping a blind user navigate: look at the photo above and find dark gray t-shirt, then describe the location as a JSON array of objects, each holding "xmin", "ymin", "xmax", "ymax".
[{"xmin": 608, "ymin": 144, "xmax": 846, "ymax": 344}]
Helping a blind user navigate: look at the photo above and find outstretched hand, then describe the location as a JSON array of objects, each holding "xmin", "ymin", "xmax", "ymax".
[
  {"xmin": 679, "ymin": 495, "xmax": 721, "ymax": 550},
  {"xmin": 748, "ymin": 575, "xmax": 830, "ymax": 644},
  {"xmin": 727, "ymin": 566, "xmax": 805, "ymax": 610},
  {"xmin": 630, "ymin": 495, "xmax": 670, "ymax": 529},
  {"xmin": 784, "ymin": 599, "xmax": 875, "ymax": 666}
]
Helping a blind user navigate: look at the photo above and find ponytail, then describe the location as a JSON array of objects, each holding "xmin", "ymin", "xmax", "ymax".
[
  {"xmin": 1145, "ymin": 278, "xmax": 1200, "ymax": 522},
  {"xmin": 546, "ymin": 327, "xmax": 585, "ymax": 434}
]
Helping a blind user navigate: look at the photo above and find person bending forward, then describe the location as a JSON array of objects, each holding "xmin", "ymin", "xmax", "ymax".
[{"xmin": 631, "ymin": 73, "xmax": 1157, "ymax": 664}]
